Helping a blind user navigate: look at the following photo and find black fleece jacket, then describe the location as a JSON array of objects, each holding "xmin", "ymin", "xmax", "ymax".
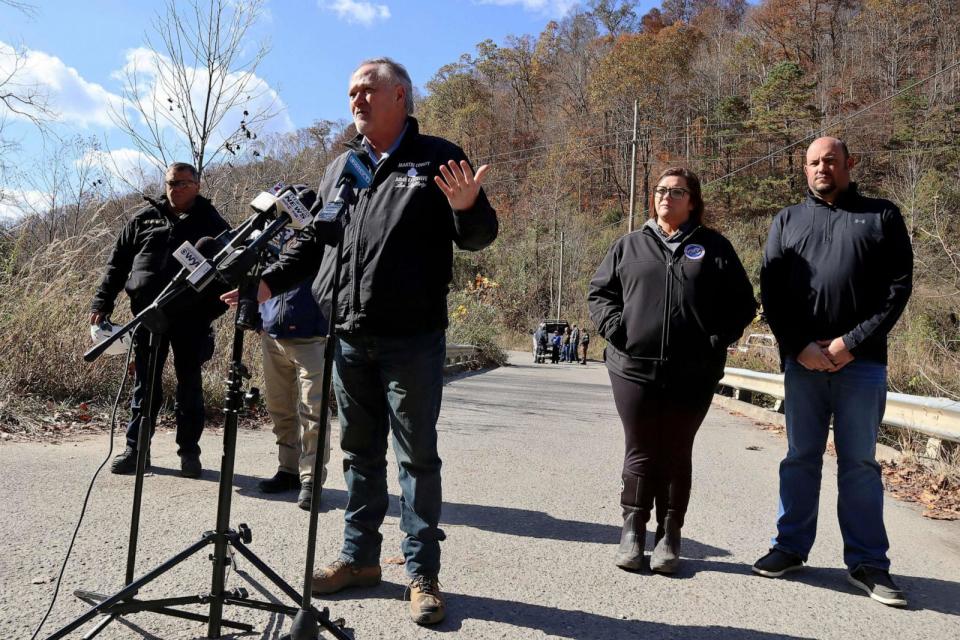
[
  {"xmin": 91, "ymin": 195, "xmax": 230, "ymax": 326},
  {"xmin": 588, "ymin": 223, "xmax": 757, "ymax": 384},
  {"xmin": 262, "ymin": 117, "xmax": 498, "ymax": 336},
  {"xmin": 760, "ymin": 184, "xmax": 913, "ymax": 366}
]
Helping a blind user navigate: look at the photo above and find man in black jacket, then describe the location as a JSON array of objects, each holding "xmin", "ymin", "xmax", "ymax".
[
  {"xmin": 753, "ymin": 137, "xmax": 913, "ymax": 607},
  {"xmin": 224, "ymin": 57, "xmax": 497, "ymax": 625},
  {"xmin": 90, "ymin": 162, "xmax": 229, "ymax": 478}
]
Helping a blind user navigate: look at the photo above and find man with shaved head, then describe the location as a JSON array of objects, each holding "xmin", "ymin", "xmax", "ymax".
[{"xmin": 753, "ymin": 137, "xmax": 913, "ymax": 607}]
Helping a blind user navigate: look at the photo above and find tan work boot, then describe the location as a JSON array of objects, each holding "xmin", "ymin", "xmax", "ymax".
[
  {"xmin": 310, "ymin": 559, "xmax": 381, "ymax": 595},
  {"xmin": 408, "ymin": 575, "xmax": 445, "ymax": 625}
]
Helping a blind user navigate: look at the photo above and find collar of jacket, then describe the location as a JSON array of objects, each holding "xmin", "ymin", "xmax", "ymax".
[
  {"xmin": 145, "ymin": 194, "xmax": 213, "ymax": 226},
  {"xmin": 805, "ymin": 182, "xmax": 860, "ymax": 209},
  {"xmin": 346, "ymin": 117, "xmax": 421, "ymax": 178},
  {"xmin": 641, "ymin": 219, "xmax": 702, "ymax": 248}
]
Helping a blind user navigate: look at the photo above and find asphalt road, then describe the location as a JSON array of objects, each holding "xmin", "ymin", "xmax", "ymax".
[{"xmin": 2, "ymin": 351, "xmax": 958, "ymax": 639}]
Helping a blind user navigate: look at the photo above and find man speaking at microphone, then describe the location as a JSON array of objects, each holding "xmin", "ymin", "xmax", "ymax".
[
  {"xmin": 90, "ymin": 162, "xmax": 229, "ymax": 479},
  {"xmin": 225, "ymin": 57, "xmax": 497, "ymax": 625}
]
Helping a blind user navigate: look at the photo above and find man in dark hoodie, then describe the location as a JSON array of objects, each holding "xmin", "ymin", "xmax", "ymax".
[
  {"xmin": 753, "ymin": 137, "xmax": 913, "ymax": 608},
  {"xmin": 90, "ymin": 162, "xmax": 229, "ymax": 479}
]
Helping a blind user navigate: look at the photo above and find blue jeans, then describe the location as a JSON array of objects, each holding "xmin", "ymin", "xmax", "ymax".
[
  {"xmin": 774, "ymin": 358, "xmax": 890, "ymax": 570},
  {"xmin": 333, "ymin": 330, "xmax": 446, "ymax": 578}
]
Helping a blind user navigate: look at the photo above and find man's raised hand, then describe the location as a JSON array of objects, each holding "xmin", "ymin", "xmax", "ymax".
[{"xmin": 435, "ymin": 160, "xmax": 490, "ymax": 211}]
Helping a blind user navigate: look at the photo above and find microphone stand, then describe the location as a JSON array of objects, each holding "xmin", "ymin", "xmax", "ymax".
[
  {"xmin": 285, "ymin": 190, "xmax": 356, "ymax": 640},
  {"xmin": 49, "ymin": 215, "xmax": 350, "ymax": 639}
]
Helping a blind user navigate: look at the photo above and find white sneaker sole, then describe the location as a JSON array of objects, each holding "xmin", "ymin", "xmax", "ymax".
[
  {"xmin": 846, "ymin": 574, "xmax": 908, "ymax": 607},
  {"xmin": 751, "ymin": 562, "xmax": 804, "ymax": 578}
]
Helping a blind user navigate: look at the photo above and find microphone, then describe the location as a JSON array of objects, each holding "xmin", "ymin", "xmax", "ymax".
[
  {"xmin": 171, "ymin": 235, "xmax": 226, "ymax": 291},
  {"xmin": 249, "ymin": 183, "xmax": 316, "ymax": 230},
  {"xmin": 311, "ymin": 151, "xmax": 374, "ymax": 223}
]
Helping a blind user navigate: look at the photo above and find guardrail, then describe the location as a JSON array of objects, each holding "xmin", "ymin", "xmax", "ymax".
[
  {"xmin": 445, "ymin": 344, "xmax": 478, "ymax": 369},
  {"xmin": 720, "ymin": 367, "xmax": 960, "ymax": 444}
]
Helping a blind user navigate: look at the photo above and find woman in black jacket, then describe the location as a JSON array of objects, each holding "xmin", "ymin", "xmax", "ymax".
[{"xmin": 588, "ymin": 167, "xmax": 756, "ymax": 573}]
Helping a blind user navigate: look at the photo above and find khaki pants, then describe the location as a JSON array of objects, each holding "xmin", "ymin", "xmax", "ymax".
[{"xmin": 261, "ymin": 334, "xmax": 331, "ymax": 484}]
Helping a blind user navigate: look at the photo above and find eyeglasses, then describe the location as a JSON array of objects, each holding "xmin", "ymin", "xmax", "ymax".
[
  {"xmin": 166, "ymin": 179, "xmax": 197, "ymax": 189},
  {"xmin": 654, "ymin": 187, "xmax": 690, "ymax": 200}
]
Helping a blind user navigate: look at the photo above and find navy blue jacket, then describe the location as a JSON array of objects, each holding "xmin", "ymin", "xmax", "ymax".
[
  {"xmin": 260, "ymin": 279, "xmax": 327, "ymax": 339},
  {"xmin": 260, "ymin": 231, "xmax": 328, "ymax": 339}
]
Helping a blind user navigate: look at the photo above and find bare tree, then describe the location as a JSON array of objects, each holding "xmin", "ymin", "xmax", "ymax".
[
  {"xmin": 110, "ymin": 0, "xmax": 275, "ymax": 179},
  {"xmin": 0, "ymin": 42, "xmax": 55, "ymax": 181},
  {"xmin": 12, "ymin": 137, "xmax": 107, "ymax": 247}
]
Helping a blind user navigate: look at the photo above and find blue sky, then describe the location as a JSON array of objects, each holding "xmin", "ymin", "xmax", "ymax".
[{"xmin": 1, "ymin": 0, "xmax": 657, "ymax": 218}]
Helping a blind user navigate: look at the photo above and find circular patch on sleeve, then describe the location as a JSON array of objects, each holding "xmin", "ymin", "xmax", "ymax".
[{"xmin": 684, "ymin": 244, "xmax": 706, "ymax": 260}]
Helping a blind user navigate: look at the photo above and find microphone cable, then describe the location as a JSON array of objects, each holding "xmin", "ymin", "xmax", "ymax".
[{"xmin": 29, "ymin": 336, "xmax": 136, "ymax": 640}]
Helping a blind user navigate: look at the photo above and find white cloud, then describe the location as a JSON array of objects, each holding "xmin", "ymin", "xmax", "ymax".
[
  {"xmin": 476, "ymin": 0, "xmax": 578, "ymax": 16},
  {"xmin": 80, "ymin": 148, "xmax": 164, "ymax": 190},
  {"xmin": 319, "ymin": 0, "xmax": 391, "ymax": 26},
  {"xmin": 0, "ymin": 41, "xmax": 124, "ymax": 128},
  {"xmin": 0, "ymin": 188, "xmax": 49, "ymax": 221}
]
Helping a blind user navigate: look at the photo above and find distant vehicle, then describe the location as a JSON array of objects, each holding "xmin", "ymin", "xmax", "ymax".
[
  {"xmin": 728, "ymin": 333, "xmax": 777, "ymax": 354},
  {"xmin": 531, "ymin": 319, "xmax": 570, "ymax": 363}
]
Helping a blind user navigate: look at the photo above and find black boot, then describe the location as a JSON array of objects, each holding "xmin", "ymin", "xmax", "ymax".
[
  {"xmin": 615, "ymin": 509, "xmax": 648, "ymax": 570},
  {"xmin": 650, "ymin": 512, "xmax": 682, "ymax": 574},
  {"xmin": 615, "ymin": 474, "xmax": 650, "ymax": 571}
]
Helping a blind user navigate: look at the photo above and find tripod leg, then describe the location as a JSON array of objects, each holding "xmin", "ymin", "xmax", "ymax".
[
  {"xmin": 79, "ymin": 614, "xmax": 114, "ymax": 640},
  {"xmin": 126, "ymin": 332, "xmax": 163, "ymax": 585},
  {"xmin": 47, "ymin": 536, "xmax": 210, "ymax": 640}
]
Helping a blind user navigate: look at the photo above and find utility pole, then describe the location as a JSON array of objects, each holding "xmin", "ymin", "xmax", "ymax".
[
  {"xmin": 627, "ymin": 99, "xmax": 638, "ymax": 233},
  {"xmin": 556, "ymin": 231, "xmax": 564, "ymax": 320}
]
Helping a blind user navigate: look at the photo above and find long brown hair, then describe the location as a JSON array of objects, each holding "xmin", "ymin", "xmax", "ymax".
[{"xmin": 649, "ymin": 167, "xmax": 704, "ymax": 225}]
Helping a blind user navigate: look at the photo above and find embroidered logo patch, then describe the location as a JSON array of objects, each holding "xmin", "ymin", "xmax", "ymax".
[
  {"xmin": 407, "ymin": 167, "xmax": 418, "ymax": 177},
  {"xmin": 684, "ymin": 244, "xmax": 706, "ymax": 260}
]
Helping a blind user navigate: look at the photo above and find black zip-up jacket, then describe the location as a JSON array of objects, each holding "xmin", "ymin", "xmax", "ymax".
[
  {"xmin": 588, "ymin": 223, "xmax": 756, "ymax": 384},
  {"xmin": 262, "ymin": 118, "xmax": 498, "ymax": 336},
  {"xmin": 91, "ymin": 195, "xmax": 230, "ymax": 326},
  {"xmin": 760, "ymin": 184, "xmax": 913, "ymax": 367}
]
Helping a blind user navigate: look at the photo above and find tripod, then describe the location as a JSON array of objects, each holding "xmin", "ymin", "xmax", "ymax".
[{"xmin": 48, "ymin": 267, "xmax": 349, "ymax": 639}]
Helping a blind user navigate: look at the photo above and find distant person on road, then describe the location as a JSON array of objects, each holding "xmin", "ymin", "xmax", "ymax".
[
  {"xmin": 752, "ymin": 137, "xmax": 913, "ymax": 607},
  {"xmin": 536, "ymin": 325, "xmax": 548, "ymax": 362},
  {"xmin": 589, "ymin": 167, "xmax": 755, "ymax": 574},
  {"xmin": 579, "ymin": 330, "xmax": 590, "ymax": 364},
  {"xmin": 90, "ymin": 162, "xmax": 229, "ymax": 479},
  {"xmin": 570, "ymin": 324, "xmax": 580, "ymax": 362},
  {"xmin": 561, "ymin": 326, "xmax": 572, "ymax": 362},
  {"xmin": 551, "ymin": 330, "xmax": 562, "ymax": 364}
]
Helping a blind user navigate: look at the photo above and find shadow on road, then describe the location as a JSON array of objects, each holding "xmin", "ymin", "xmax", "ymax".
[
  {"xmin": 231, "ymin": 485, "xmax": 731, "ymax": 556},
  {"xmin": 680, "ymin": 559, "xmax": 960, "ymax": 616},
  {"xmin": 321, "ymin": 582, "xmax": 815, "ymax": 639}
]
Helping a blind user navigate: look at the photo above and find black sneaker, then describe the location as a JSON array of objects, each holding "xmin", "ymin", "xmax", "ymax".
[
  {"xmin": 110, "ymin": 446, "xmax": 149, "ymax": 475},
  {"xmin": 847, "ymin": 566, "xmax": 908, "ymax": 607},
  {"xmin": 298, "ymin": 480, "xmax": 315, "ymax": 511},
  {"xmin": 179, "ymin": 453, "xmax": 202, "ymax": 479},
  {"xmin": 258, "ymin": 470, "xmax": 301, "ymax": 494},
  {"xmin": 752, "ymin": 548, "xmax": 804, "ymax": 578}
]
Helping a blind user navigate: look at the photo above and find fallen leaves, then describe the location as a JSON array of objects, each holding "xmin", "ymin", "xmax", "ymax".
[{"xmin": 882, "ymin": 459, "xmax": 960, "ymax": 521}]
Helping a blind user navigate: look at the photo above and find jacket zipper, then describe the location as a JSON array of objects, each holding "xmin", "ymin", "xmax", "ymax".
[
  {"xmin": 661, "ymin": 226, "xmax": 702, "ymax": 362},
  {"xmin": 348, "ymin": 191, "xmax": 370, "ymax": 331}
]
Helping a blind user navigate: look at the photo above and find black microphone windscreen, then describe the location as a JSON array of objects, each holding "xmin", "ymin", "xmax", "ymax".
[
  {"xmin": 195, "ymin": 235, "xmax": 225, "ymax": 258},
  {"xmin": 292, "ymin": 185, "xmax": 317, "ymax": 211}
]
